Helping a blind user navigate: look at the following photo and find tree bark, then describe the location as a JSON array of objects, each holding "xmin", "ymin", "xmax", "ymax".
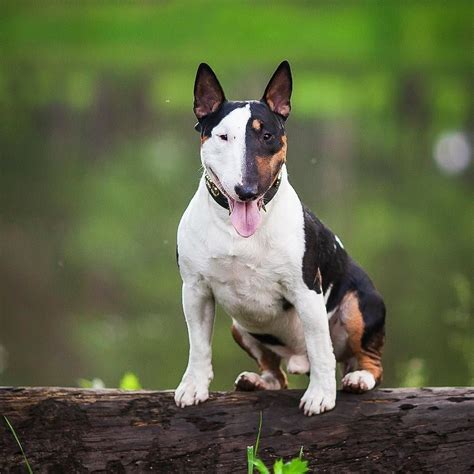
[{"xmin": 0, "ymin": 387, "xmax": 473, "ymax": 473}]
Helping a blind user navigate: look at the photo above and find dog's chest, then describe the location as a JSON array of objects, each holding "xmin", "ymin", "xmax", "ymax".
[{"xmin": 203, "ymin": 241, "xmax": 288, "ymax": 326}]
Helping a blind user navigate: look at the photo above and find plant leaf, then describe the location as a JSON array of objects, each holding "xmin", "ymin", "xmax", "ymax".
[
  {"xmin": 298, "ymin": 446, "xmax": 304, "ymax": 460},
  {"xmin": 273, "ymin": 458, "xmax": 284, "ymax": 474},
  {"xmin": 247, "ymin": 445, "xmax": 255, "ymax": 474},
  {"xmin": 77, "ymin": 377, "xmax": 105, "ymax": 389},
  {"xmin": 254, "ymin": 411, "xmax": 263, "ymax": 456},
  {"xmin": 77, "ymin": 378, "xmax": 93, "ymax": 388},
  {"xmin": 119, "ymin": 372, "xmax": 141, "ymax": 390},
  {"xmin": 282, "ymin": 458, "xmax": 309, "ymax": 473},
  {"xmin": 252, "ymin": 457, "xmax": 270, "ymax": 474},
  {"xmin": 4, "ymin": 416, "xmax": 33, "ymax": 474}
]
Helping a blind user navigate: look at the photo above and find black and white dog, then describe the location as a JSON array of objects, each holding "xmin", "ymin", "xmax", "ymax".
[{"xmin": 175, "ymin": 61, "xmax": 385, "ymax": 415}]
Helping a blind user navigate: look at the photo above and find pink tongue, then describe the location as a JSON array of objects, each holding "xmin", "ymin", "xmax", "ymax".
[{"xmin": 230, "ymin": 200, "xmax": 262, "ymax": 237}]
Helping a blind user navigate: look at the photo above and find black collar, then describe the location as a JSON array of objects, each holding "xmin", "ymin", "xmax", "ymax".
[{"xmin": 204, "ymin": 173, "xmax": 282, "ymax": 212}]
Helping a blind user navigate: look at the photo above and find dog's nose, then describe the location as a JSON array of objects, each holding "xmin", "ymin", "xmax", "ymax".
[{"xmin": 234, "ymin": 183, "xmax": 259, "ymax": 201}]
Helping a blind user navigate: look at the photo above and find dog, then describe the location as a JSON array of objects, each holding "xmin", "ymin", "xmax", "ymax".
[{"xmin": 174, "ymin": 61, "xmax": 385, "ymax": 415}]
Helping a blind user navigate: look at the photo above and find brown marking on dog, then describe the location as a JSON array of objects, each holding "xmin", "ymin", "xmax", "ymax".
[
  {"xmin": 252, "ymin": 119, "xmax": 262, "ymax": 131},
  {"xmin": 359, "ymin": 333, "xmax": 384, "ymax": 383},
  {"xmin": 231, "ymin": 324, "xmax": 287, "ymax": 389},
  {"xmin": 340, "ymin": 292, "xmax": 383, "ymax": 384},
  {"xmin": 314, "ymin": 268, "xmax": 322, "ymax": 294},
  {"xmin": 255, "ymin": 135, "xmax": 287, "ymax": 190},
  {"xmin": 200, "ymin": 135, "xmax": 209, "ymax": 145}
]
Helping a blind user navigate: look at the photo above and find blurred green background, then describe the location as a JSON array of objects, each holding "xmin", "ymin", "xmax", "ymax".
[{"xmin": 0, "ymin": 2, "xmax": 472, "ymax": 391}]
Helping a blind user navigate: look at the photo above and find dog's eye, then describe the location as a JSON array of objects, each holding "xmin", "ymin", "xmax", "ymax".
[
  {"xmin": 218, "ymin": 134, "xmax": 228, "ymax": 141},
  {"xmin": 263, "ymin": 133, "xmax": 272, "ymax": 141}
]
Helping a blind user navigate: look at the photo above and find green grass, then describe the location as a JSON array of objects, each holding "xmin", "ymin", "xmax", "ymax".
[
  {"xmin": 247, "ymin": 412, "xmax": 308, "ymax": 474},
  {"xmin": 3, "ymin": 416, "xmax": 33, "ymax": 473}
]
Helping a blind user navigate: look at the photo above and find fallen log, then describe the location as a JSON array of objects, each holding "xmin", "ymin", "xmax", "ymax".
[{"xmin": 0, "ymin": 387, "xmax": 473, "ymax": 472}]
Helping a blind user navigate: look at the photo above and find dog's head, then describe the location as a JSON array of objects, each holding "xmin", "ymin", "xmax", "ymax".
[{"xmin": 193, "ymin": 61, "xmax": 292, "ymax": 238}]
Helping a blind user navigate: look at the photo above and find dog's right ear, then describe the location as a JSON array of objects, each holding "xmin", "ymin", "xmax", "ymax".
[{"xmin": 193, "ymin": 63, "xmax": 226, "ymax": 120}]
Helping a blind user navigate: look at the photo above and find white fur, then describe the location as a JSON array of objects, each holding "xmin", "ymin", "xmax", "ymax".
[
  {"xmin": 287, "ymin": 354, "xmax": 310, "ymax": 374},
  {"xmin": 342, "ymin": 370, "xmax": 376, "ymax": 392},
  {"xmin": 324, "ymin": 283, "xmax": 333, "ymax": 304},
  {"xmin": 174, "ymin": 282, "xmax": 215, "ymax": 407},
  {"xmin": 176, "ymin": 166, "xmax": 337, "ymax": 415},
  {"xmin": 200, "ymin": 104, "xmax": 251, "ymax": 199}
]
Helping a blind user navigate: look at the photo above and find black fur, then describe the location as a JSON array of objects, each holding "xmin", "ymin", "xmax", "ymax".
[
  {"xmin": 249, "ymin": 332, "xmax": 285, "ymax": 346},
  {"xmin": 196, "ymin": 101, "xmax": 248, "ymax": 137},
  {"xmin": 302, "ymin": 205, "xmax": 348, "ymax": 295},
  {"xmin": 302, "ymin": 204, "xmax": 385, "ymax": 350},
  {"xmin": 242, "ymin": 102, "xmax": 286, "ymax": 195}
]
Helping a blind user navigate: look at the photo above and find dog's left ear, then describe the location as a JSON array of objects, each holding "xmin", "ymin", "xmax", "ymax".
[{"xmin": 262, "ymin": 61, "xmax": 292, "ymax": 120}]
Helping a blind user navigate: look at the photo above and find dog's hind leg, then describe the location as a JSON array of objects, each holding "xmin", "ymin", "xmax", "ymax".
[
  {"xmin": 338, "ymin": 291, "xmax": 385, "ymax": 393},
  {"xmin": 231, "ymin": 324, "xmax": 288, "ymax": 391}
]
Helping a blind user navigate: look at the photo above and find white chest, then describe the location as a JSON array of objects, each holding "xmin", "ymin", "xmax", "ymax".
[
  {"xmin": 203, "ymin": 245, "xmax": 286, "ymax": 326},
  {"xmin": 178, "ymin": 174, "xmax": 306, "ymax": 331}
]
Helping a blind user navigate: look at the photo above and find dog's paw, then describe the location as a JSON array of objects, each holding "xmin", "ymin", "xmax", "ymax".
[
  {"xmin": 175, "ymin": 375, "xmax": 210, "ymax": 408},
  {"xmin": 299, "ymin": 384, "xmax": 336, "ymax": 416},
  {"xmin": 235, "ymin": 371, "xmax": 269, "ymax": 391},
  {"xmin": 341, "ymin": 370, "xmax": 376, "ymax": 393}
]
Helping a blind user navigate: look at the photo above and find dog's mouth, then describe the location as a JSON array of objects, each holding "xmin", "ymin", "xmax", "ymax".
[{"xmin": 207, "ymin": 168, "xmax": 264, "ymax": 238}]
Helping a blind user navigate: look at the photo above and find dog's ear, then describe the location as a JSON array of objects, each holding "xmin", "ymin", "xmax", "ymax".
[
  {"xmin": 262, "ymin": 61, "xmax": 292, "ymax": 119},
  {"xmin": 194, "ymin": 63, "xmax": 226, "ymax": 120}
]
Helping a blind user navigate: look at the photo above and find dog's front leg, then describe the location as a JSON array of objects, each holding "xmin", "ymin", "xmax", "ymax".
[
  {"xmin": 293, "ymin": 289, "xmax": 336, "ymax": 415},
  {"xmin": 175, "ymin": 281, "xmax": 215, "ymax": 408}
]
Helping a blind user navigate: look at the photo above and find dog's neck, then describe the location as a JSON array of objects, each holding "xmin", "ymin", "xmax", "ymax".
[
  {"xmin": 199, "ymin": 165, "xmax": 291, "ymax": 229},
  {"xmin": 204, "ymin": 171, "xmax": 283, "ymax": 212}
]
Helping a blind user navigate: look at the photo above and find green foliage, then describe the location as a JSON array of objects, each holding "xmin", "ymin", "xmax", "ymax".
[
  {"xmin": 3, "ymin": 416, "xmax": 33, "ymax": 473},
  {"xmin": 77, "ymin": 378, "xmax": 105, "ymax": 389},
  {"xmin": 247, "ymin": 413, "xmax": 308, "ymax": 474},
  {"xmin": 119, "ymin": 372, "xmax": 142, "ymax": 390},
  {"xmin": 273, "ymin": 458, "xmax": 308, "ymax": 474},
  {"xmin": 77, "ymin": 373, "xmax": 141, "ymax": 390}
]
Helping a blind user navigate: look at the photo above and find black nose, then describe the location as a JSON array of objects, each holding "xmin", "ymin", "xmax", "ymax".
[{"xmin": 234, "ymin": 183, "xmax": 259, "ymax": 201}]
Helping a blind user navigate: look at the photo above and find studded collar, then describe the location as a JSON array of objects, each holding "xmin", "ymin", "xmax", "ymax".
[{"xmin": 204, "ymin": 172, "xmax": 282, "ymax": 212}]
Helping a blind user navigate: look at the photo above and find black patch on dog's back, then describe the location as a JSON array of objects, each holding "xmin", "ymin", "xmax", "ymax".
[
  {"xmin": 302, "ymin": 204, "xmax": 348, "ymax": 295},
  {"xmin": 301, "ymin": 204, "xmax": 385, "ymax": 349},
  {"xmin": 357, "ymin": 281, "xmax": 386, "ymax": 349}
]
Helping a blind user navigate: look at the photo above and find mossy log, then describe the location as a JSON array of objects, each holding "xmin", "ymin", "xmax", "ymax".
[{"xmin": 0, "ymin": 387, "xmax": 473, "ymax": 472}]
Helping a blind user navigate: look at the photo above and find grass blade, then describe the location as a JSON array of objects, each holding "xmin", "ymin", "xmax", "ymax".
[
  {"xmin": 254, "ymin": 411, "xmax": 263, "ymax": 456},
  {"xmin": 299, "ymin": 446, "xmax": 304, "ymax": 459},
  {"xmin": 247, "ymin": 445, "xmax": 255, "ymax": 474},
  {"xmin": 3, "ymin": 416, "xmax": 33, "ymax": 473}
]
